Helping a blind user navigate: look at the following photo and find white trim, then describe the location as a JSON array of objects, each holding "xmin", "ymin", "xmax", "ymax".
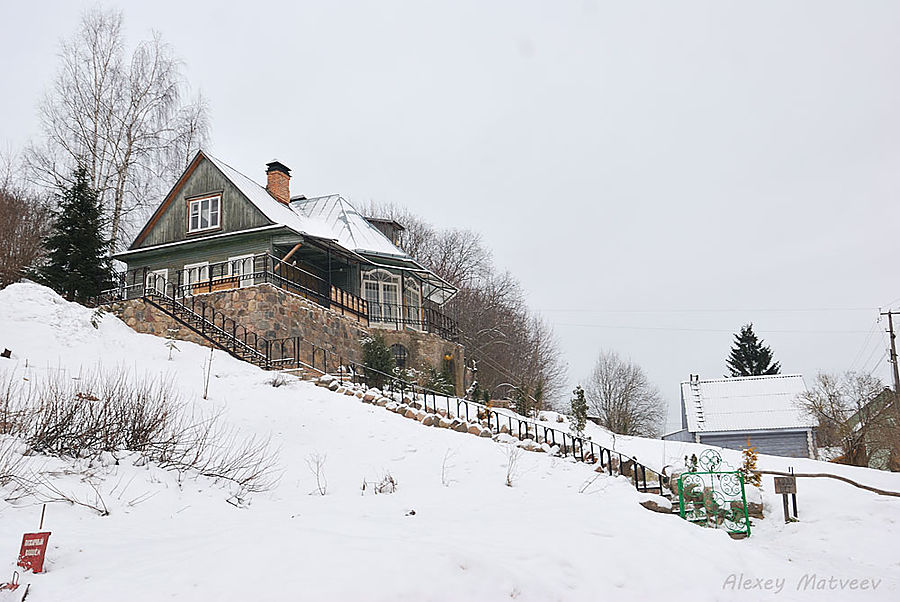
[
  {"xmin": 146, "ymin": 269, "xmax": 168, "ymax": 294},
  {"xmin": 228, "ymin": 254, "xmax": 255, "ymax": 287},
  {"xmin": 362, "ymin": 269, "xmax": 401, "ymax": 324},
  {"xmin": 183, "ymin": 261, "xmax": 210, "ymax": 288},
  {"xmin": 403, "ymin": 278, "xmax": 423, "ymax": 330},
  {"xmin": 116, "ymin": 225, "xmax": 283, "ymax": 258},
  {"xmin": 188, "ymin": 195, "xmax": 221, "ymax": 233}
]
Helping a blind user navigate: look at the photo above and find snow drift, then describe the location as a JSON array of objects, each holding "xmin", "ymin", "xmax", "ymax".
[{"xmin": 0, "ymin": 283, "xmax": 898, "ymax": 601}]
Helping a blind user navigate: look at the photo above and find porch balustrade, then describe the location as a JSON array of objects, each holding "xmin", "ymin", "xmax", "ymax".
[{"xmin": 98, "ymin": 253, "xmax": 459, "ymax": 341}]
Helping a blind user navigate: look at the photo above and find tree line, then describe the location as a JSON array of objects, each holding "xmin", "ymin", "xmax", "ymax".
[{"xmin": 362, "ymin": 201, "xmax": 569, "ymax": 409}]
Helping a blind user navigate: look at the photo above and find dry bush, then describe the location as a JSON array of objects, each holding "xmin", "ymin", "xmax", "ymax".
[
  {"xmin": 0, "ymin": 437, "xmax": 25, "ymax": 487},
  {"xmin": 0, "ymin": 367, "xmax": 280, "ymax": 499},
  {"xmin": 506, "ymin": 444, "xmax": 522, "ymax": 487},
  {"xmin": 374, "ymin": 472, "xmax": 397, "ymax": 494},
  {"xmin": 306, "ymin": 451, "xmax": 327, "ymax": 496}
]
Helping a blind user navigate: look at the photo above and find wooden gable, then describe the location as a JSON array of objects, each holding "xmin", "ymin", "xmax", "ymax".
[{"xmin": 130, "ymin": 152, "xmax": 273, "ymax": 249}]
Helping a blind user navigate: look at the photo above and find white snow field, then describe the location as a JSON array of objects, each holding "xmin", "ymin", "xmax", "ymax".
[{"xmin": 1, "ymin": 283, "xmax": 899, "ymax": 601}]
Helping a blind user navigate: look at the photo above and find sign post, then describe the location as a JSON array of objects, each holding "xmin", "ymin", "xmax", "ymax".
[
  {"xmin": 774, "ymin": 475, "xmax": 798, "ymax": 523},
  {"xmin": 17, "ymin": 532, "xmax": 51, "ymax": 573},
  {"xmin": 17, "ymin": 504, "xmax": 51, "ymax": 574}
]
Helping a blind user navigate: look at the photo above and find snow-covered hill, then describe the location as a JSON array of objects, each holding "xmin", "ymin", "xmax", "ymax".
[{"xmin": 0, "ymin": 283, "xmax": 898, "ymax": 601}]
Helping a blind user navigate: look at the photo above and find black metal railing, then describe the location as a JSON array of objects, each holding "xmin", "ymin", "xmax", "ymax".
[
  {"xmin": 96, "ymin": 273, "xmax": 659, "ymax": 495},
  {"xmin": 368, "ymin": 301, "xmax": 459, "ymax": 341},
  {"xmin": 97, "ymin": 254, "xmax": 369, "ymax": 324},
  {"xmin": 329, "ymin": 360, "xmax": 664, "ymax": 496},
  {"xmin": 97, "ymin": 253, "xmax": 461, "ymax": 341},
  {"xmin": 136, "ymin": 275, "xmax": 336, "ymax": 374}
]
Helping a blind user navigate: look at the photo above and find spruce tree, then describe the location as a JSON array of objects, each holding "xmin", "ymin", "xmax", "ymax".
[
  {"xmin": 362, "ymin": 335, "xmax": 395, "ymax": 389},
  {"xmin": 37, "ymin": 165, "xmax": 113, "ymax": 302},
  {"xmin": 570, "ymin": 385, "xmax": 588, "ymax": 437},
  {"xmin": 726, "ymin": 323, "xmax": 781, "ymax": 377}
]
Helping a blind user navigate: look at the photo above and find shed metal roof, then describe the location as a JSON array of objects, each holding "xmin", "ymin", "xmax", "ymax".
[{"xmin": 681, "ymin": 374, "xmax": 814, "ymax": 433}]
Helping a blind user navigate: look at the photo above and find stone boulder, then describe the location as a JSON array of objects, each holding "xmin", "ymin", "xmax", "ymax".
[{"xmin": 640, "ymin": 497, "xmax": 675, "ymax": 514}]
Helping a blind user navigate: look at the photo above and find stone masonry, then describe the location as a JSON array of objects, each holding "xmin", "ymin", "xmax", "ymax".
[{"xmin": 107, "ymin": 283, "xmax": 465, "ymax": 393}]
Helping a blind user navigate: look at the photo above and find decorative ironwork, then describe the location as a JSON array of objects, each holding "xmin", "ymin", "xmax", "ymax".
[{"xmin": 678, "ymin": 450, "xmax": 751, "ymax": 537}]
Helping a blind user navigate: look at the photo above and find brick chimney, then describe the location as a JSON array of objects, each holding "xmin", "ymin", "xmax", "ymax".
[{"xmin": 266, "ymin": 160, "xmax": 291, "ymax": 204}]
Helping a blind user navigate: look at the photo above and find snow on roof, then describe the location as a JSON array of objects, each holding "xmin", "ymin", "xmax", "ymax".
[
  {"xmin": 204, "ymin": 153, "xmax": 410, "ymax": 260},
  {"xmin": 290, "ymin": 194, "xmax": 409, "ymax": 259},
  {"xmin": 204, "ymin": 153, "xmax": 306, "ymax": 233},
  {"xmin": 681, "ymin": 374, "xmax": 814, "ymax": 433}
]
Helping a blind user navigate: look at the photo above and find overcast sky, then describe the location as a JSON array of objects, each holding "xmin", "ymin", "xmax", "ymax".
[{"xmin": 3, "ymin": 1, "xmax": 899, "ymax": 427}]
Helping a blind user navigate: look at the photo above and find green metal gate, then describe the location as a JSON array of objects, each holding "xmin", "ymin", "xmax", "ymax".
[{"xmin": 677, "ymin": 450, "xmax": 751, "ymax": 537}]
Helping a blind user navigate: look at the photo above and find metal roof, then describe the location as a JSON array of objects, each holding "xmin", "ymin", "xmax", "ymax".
[
  {"xmin": 203, "ymin": 153, "xmax": 457, "ymax": 304},
  {"xmin": 290, "ymin": 194, "xmax": 408, "ymax": 259},
  {"xmin": 681, "ymin": 374, "xmax": 814, "ymax": 433}
]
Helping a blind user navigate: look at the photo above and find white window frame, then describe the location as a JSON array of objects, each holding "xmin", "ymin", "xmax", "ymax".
[
  {"xmin": 228, "ymin": 254, "xmax": 255, "ymax": 288},
  {"xmin": 187, "ymin": 195, "xmax": 221, "ymax": 233},
  {"xmin": 145, "ymin": 269, "xmax": 168, "ymax": 295},
  {"xmin": 182, "ymin": 261, "xmax": 210, "ymax": 292},
  {"xmin": 362, "ymin": 269, "xmax": 401, "ymax": 324},
  {"xmin": 403, "ymin": 279, "xmax": 423, "ymax": 330}
]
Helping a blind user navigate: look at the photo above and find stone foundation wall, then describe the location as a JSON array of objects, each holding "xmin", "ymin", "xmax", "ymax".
[
  {"xmin": 197, "ymin": 284, "xmax": 369, "ymax": 365},
  {"xmin": 374, "ymin": 328, "xmax": 465, "ymax": 395},
  {"xmin": 107, "ymin": 284, "xmax": 465, "ymax": 394},
  {"xmin": 107, "ymin": 298, "xmax": 212, "ymax": 348}
]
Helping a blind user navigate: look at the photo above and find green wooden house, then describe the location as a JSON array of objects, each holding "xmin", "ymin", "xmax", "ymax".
[{"xmin": 112, "ymin": 150, "xmax": 458, "ymax": 339}]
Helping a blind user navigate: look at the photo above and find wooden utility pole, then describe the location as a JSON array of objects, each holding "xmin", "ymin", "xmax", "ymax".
[
  {"xmin": 880, "ymin": 309, "xmax": 900, "ymax": 398},
  {"xmin": 882, "ymin": 309, "xmax": 900, "ymax": 471}
]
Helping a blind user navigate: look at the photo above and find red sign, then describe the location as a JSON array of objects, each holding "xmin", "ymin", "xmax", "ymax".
[{"xmin": 17, "ymin": 532, "xmax": 51, "ymax": 573}]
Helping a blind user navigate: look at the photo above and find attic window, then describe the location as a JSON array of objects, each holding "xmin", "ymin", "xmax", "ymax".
[{"xmin": 188, "ymin": 195, "xmax": 221, "ymax": 232}]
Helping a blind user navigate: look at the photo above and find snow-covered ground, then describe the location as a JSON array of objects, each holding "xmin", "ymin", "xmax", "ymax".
[{"xmin": 0, "ymin": 283, "xmax": 899, "ymax": 601}]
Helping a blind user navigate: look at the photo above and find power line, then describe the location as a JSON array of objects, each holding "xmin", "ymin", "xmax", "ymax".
[
  {"xmin": 552, "ymin": 323, "xmax": 871, "ymax": 334},
  {"xmin": 540, "ymin": 306, "xmax": 876, "ymax": 315},
  {"xmin": 848, "ymin": 318, "xmax": 882, "ymax": 373}
]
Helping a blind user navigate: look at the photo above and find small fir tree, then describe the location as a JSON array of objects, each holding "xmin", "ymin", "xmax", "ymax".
[
  {"xmin": 37, "ymin": 165, "xmax": 113, "ymax": 302},
  {"xmin": 741, "ymin": 440, "xmax": 762, "ymax": 488},
  {"xmin": 423, "ymin": 365, "xmax": 455, "ymax": 395},
  {"xmin": 684, "ymin": 454, "xmax": 699, "ymax": 473},
  {"xmin": 362, "ymin": 335, "xmax": 395, "ymax": 389},
  {"xmin": 513, "ymin": 386, "xmax": 531, "ymax": 417},
  {"xmin": 570, "ymin": 385, "xmax": 588, "ymax": 437},
  {"xmin": 726, "ymin": 323, "xmax": 781, "ymax": 377}
]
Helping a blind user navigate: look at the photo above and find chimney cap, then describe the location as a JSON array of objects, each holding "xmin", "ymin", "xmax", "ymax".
[{"xmin": 266, "ymin": 160, "xmax": 291, "ymax": 175}]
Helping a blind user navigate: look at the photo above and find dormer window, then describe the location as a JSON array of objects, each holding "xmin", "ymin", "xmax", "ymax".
[{"xmin": 188, "ymin": 195, "xmax": 221, "ymax": 233}]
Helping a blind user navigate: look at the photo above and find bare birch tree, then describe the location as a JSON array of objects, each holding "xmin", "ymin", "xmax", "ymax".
[
  {"xmin": 24, "ymin": 7, "xmax": 209, "ymax": 250},
  {"xmin": 585, "ymin": 350, "xmax": 664, "ymax": 437}
]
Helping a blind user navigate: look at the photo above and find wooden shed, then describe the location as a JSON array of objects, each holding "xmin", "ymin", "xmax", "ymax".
[{"xmin": 663, "ymin": 374, "xmax": 817, "ymax": 458}]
